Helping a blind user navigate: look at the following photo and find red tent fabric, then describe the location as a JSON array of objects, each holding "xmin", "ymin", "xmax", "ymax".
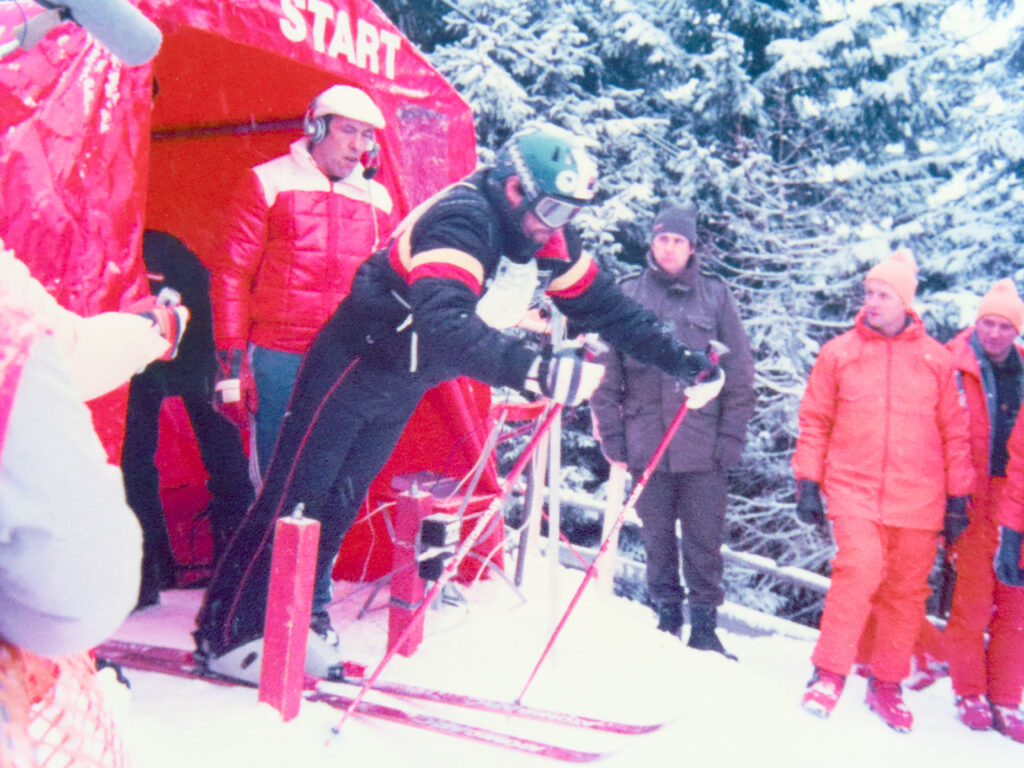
[{"xmin": 0, "ymin": 0, "xmax": 503, "ymax": 583}]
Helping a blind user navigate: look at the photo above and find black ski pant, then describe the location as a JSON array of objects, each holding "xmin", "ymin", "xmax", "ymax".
[
  {"xmin": 194, "ymin": 330, "xmax": 432, "ymax": 656},
  {"xmin": 632, "ymin": 469, "xmax": 728, "ymax": 609},
  {"xmin": 122, "ymin": 366, "xmax": 253, "ymax": 601}
]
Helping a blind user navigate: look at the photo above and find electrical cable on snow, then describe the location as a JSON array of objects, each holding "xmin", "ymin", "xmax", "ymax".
[{"xmin": 429, "ymin": 413, "xmax": 509, "ymax": 594}]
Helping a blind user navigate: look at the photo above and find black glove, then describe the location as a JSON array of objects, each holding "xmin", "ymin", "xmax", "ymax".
[
  {"xmin": 795, "ymin": 479, "xmax": 825, "ymax": 527},
  {"xmin": 668, "ymin": 345, "xmax": 716, "ymax": 386},
  {"xmin": 943, "ymin": 496, "xmax": 970, "ymax": 548},
  {"xmin": 994, "ymin": 526, "xmax": 1024, "ymax": 587}
]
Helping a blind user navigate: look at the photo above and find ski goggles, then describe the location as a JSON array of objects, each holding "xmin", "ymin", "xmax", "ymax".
[{"xmin": 532, "ymin": 196, "xmax": 582, "ymax": 228}]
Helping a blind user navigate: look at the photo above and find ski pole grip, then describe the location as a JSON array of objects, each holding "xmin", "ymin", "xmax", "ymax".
[
  {"xmin": 691, "ymin": 340, "xmax": 729, "ymax": 384},
  {"xmin": 707, "ymin": 339, "xmax": 729, "ymax": 365}
]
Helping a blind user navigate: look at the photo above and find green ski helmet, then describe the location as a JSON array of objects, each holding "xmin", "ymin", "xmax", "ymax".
[{"xmin": 492, "ymin": 124, "xmax": 599, "ymax": 228}]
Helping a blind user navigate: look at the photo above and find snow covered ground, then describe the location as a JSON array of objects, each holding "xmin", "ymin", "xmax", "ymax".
[{"xmin": 104, "ymin": 555, "xmax": 1024, "ymax": 768}]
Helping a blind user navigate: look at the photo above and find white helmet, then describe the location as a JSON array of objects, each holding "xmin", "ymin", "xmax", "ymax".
[{"xmin": 305, "ymin": 85, "xmax": 385, "ymax": 142}]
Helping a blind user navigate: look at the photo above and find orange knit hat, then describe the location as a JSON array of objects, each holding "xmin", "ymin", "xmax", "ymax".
[
  {"xmin": 977, "ymin": 278, "xmax": 1024, "ymax": 333},
  {"xmin": 865, "ymin": 249, "xmax": 918, "ymax": 308}
]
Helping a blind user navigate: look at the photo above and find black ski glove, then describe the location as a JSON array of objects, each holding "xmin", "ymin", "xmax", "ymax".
[
  {"xmin": 994, "ymin": 526, "xmax": 1024, "ymax": 587},
  {"xmin": 795, "ymin": 479, "xmax": 825, "ymax": 527},
  {"xmin": 667, "ymin": 345, "xmax": 716, "ymax": 386},
  {"xmin": 943, "ymin": 496, "xmax": 970, "ymax": 548}
]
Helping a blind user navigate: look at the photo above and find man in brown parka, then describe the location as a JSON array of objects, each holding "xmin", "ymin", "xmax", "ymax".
[{"xmin": 591, "ymin": 203, "xmax": 755, "ymax": 655}]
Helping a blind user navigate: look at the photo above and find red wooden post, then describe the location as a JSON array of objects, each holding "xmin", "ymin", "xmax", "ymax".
[
  {"xmin": 258, "ymin": 503, "xmax": 320, "ymax": 721},
  {"xmin": 388, "ymin": 487, "xmax": 433, "ymax": 657}
]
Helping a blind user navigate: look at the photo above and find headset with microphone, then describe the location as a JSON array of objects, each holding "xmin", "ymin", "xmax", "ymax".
[
  {"xmin": 360, "ymin": 145, "xmax": 379, "ymax": 180},
  {"xmin": 302, "ymin": 85, "xmax": 387, "ymax": 245},
  {"xmin": 303, "ymin": 106, "xmax": 381, "ymax": 180},
  {"xmin": 302, "ymin": 108, "xmax": 330, "ymax": 145}
]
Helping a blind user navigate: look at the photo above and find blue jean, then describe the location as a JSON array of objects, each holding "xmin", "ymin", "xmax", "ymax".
[{"xmin": 250, "ymin": 344, "xmax": 302, "ymax": 479}]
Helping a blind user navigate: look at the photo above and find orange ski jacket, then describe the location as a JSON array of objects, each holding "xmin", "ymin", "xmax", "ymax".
[
  {"xmin": 947, "ymin": 328, "xmax": 1024, "ymax": 513},
  {"xmin": 793, "ymin": 310, "xmax": 973, "ymax": 529}
]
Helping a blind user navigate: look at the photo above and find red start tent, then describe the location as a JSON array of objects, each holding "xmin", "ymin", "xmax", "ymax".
[{"xmin": 0, "ymin": 0, "xmax": 504, "ymax": 583}]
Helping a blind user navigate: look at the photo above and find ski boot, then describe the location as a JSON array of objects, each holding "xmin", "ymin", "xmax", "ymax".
[
  {"xmin": 801, "ymin": 667, "xmax": 845, "ymax": 718},
  {"xmin": 865, "ymin": 677, "xmax": 913, "ymax": 733}
]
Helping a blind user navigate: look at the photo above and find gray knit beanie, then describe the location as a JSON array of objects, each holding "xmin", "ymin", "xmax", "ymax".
[{"xmin": 651, "ymin": 204, "xmax": 697, "ymax": 244}]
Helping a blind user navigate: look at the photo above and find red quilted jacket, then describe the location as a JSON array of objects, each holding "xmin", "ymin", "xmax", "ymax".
[{"xmin": 210, "ymin": 139, "xmax": 397, "ymax": 354}]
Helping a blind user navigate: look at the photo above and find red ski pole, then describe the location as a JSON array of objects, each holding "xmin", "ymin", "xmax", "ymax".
[
  {"xmin": 516, "ymin": 341, "xmax": 727, "ymax": 704},
  {"xmin": 330, "ymin": 400, "xmax": 564, "ymax": 737}
]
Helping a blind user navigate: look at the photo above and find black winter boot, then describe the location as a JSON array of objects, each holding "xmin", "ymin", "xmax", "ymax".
[
  {"xmin": 135, "ymin": 543, "xmax": 177, "ymax": 610},
  {"xmin": 654, "ymin": 601, "xmax": 683, "ymax": 638},
  {"xmin": 687, "ymin": 605, "xmax": 737, "ymax": 660}
]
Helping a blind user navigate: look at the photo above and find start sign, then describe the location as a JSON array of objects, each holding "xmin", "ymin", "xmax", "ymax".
[{"xmin": 279, "ymin": 0, "xmax": 402, "ymax": 79}]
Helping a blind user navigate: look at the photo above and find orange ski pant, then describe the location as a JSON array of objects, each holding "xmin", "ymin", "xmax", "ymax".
[
  {"xmin": 945, "ymin": 478, "xmax": 1024, "ymax": 706},
  {"xmin": 857, "ymin": 614, "xmax": 946, "ymax": 670},
  {"xmin": 812, "ymin": 517, "xmax": 937, "ymax": 682}
]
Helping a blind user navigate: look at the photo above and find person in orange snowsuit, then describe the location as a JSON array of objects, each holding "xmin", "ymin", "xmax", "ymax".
[
  {"xmin": 857, "ymin": 281, "xmax": 1024, "ymax": 699},
  {"xmin": 854, "ymin": 611, "xmax": 947, "ymax": 691},
  {"xmin": 793, "ymin": 250, "xmax": 973, "ymax": 733},
  {"xmin": 941, "ymin": 279, "xmax": 1024, "ymax": 741}
]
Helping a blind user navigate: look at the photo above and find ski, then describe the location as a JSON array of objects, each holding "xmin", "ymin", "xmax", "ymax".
[
  {"xmin": 95, "ymin": 640, "xmax": 605, "ymax": 764},
  {"xmin": 309, "ymin": 689, "xmax": 603, "ymax": 763},
  {"xmin": 97, "ymin": 638, "xmax": 659, "ymax": 735},
  {"xmin": 341, "ymin": 675, "xmax": 662, "ymax": 735}
]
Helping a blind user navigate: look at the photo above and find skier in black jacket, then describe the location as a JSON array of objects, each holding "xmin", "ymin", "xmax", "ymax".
[
  {"xmin": 195, "ymin": 124, "xmax": 724, "ymax": 681},
  {"xmin": 123, "ymin": 230, "xmax": 253, "ymax": 608}
]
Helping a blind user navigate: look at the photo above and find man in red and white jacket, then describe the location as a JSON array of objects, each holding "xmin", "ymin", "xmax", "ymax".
[{"xmin": 209, "ymin": 85, "xmax": 397, "ymax": 489}]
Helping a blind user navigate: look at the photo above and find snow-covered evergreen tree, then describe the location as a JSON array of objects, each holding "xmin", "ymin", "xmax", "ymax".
[{"xmin": 377, "ymin": 0, "xmax": 1024, "ymax": 623}]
